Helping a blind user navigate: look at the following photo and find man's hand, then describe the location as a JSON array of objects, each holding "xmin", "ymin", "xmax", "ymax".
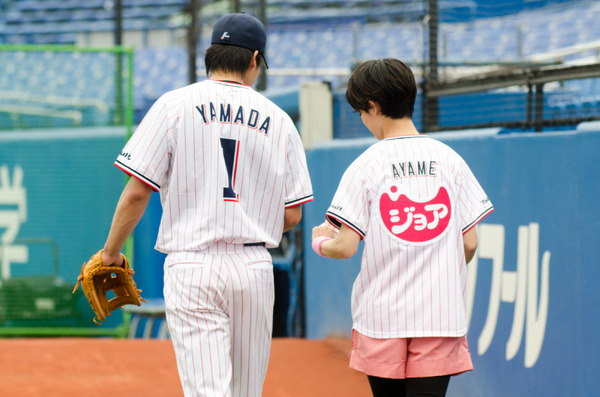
[{"xmin": 101, "ymin": 250, "xmax": 124, "ymax": 267}]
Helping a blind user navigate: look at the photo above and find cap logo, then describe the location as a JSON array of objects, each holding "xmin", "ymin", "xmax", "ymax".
[{"xmin": 211, "ymin": 13, "xmax": 269, "ymax": 68}]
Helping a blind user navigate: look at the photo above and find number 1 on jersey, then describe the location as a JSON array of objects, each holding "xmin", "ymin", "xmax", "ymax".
[{"xmin": 220, "ymin": 137, "xmax": 240, "ymax": 202}]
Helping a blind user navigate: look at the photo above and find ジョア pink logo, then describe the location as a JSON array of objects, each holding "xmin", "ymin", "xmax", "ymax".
[{"xmin": 379, "ymin": 185, "xmax": 452, "ymax": 244}]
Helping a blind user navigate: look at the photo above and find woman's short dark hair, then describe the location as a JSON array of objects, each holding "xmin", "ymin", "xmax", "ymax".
[
  {"xmin": 205, "ymin": 44, "xmax": 255, "ymax": 76},
  {"xmin": 345, "ymin": 58, "xmax": 417, "ymax": 119}
]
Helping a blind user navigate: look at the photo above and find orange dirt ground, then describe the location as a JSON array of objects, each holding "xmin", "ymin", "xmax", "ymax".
[{"xmin": 0, "ymin": 337, "xmax": 371, "ymax": 397}]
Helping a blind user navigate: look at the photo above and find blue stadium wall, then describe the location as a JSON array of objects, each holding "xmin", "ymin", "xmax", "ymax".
[
  {"xmin": 0, "ymin": 126, "xmax": 170, "ymax": 331},
  {"xmin": 2, "ymin": 109, "xmax": 598, "ymax": 394},
  {"xmin": 302, "ymin": 122, "xmax": 600, "ymax": 396},
  {"xmin": 0, "ymin": 127, "xmax": 128, "ymax": 328}
]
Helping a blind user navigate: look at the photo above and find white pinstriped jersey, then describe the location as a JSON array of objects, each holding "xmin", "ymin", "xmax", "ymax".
[
  {"xmin": 116, "ymin": 80, "xmax": 313, "ymax": 253},
  {"xmin": 326, "ymin": 135, "xmax": 493, "ymax": 338}
]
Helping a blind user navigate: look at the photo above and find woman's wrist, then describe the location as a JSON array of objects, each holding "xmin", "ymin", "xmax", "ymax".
[{"xmin": 312, "ymin": 236, "xmax": 332, "ymax": 257}]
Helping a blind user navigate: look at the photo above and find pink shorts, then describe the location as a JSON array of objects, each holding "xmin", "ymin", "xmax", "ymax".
[{"xmin": 349, "ymin": 330, "xmax": 473, "ymax": 379}]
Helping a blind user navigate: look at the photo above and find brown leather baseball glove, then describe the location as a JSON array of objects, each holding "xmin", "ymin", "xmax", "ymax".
[{"xmin": 73, "ymin": 249, "xmax": 146, "ymax": 324}]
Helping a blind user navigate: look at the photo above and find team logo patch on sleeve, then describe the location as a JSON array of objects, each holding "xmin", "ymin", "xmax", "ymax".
[{"xmin": 379, "ymin": 185, "xmax": 452, "ymax": 245}]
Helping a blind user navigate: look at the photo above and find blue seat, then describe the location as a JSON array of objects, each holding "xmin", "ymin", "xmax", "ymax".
[{"xmin": 124, "ymin": 297, "xmax": 169, "ymax": 339}]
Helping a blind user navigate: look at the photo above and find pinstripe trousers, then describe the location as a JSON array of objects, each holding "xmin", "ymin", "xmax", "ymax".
[{"xmin": 164, "ymin": 245, "xmax": 274, "ymax": 397}]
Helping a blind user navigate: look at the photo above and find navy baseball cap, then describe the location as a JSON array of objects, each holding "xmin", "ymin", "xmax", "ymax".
[{"xmin": 211, "ymin": 13, "xmax": 268, "ymax": 68}]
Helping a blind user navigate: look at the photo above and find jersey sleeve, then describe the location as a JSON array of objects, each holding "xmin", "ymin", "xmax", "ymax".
[
  {"xmin": 114, "ymin": 95, "xmax": 172, "ymax": 191},
  {"xmin": 284, "ymin": 125, "xmax": 313, "ymax": 207},
  {"xmin": 455, "ymin": 159, "xmax": 494, "ymax": 233},
  {"xmin": 325, "ymin": 155, "xmax": 372, "ymax": 238}
]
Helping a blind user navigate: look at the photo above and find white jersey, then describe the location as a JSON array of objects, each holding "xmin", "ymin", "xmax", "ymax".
[
  {"xmin": 326, "ymin": 135, "xmax": 493, "ymax": 339},
  {"xmin": 117, "ymin": 79, "xmax": 312, "ymax": 397},
  {"xmin": 116, "ymin": 80, "xmax": 313, "ymax": 253}
]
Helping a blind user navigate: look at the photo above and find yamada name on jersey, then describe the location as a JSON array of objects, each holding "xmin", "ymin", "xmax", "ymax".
[{"xmin": 195, "ymin": 102, "xmax": 271, "ymax": 135}]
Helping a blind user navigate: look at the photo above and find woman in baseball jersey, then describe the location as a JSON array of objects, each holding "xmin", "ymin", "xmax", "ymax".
[
  {"xmin": 312, "ymin": 58, "xmax": 494, "ymax": 397},
  {"xmin": 101, "ymin": 13, "xmax": 313, "ymax": 397}
]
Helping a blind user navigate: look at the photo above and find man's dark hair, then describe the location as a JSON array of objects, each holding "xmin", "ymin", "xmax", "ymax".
[
  {"xmin": 205, "ymin": 44, "xmax": 255, "ymax": 76},
  {"xmin": 345, "ymin": 58, "xmax": 417, "ymax": 119}
]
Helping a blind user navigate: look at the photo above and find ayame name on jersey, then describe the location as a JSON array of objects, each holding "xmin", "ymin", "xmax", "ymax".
[
  {"xmin": 392, "ymin": 160, "xmax": 437, "ymax": 179},
  {"xmin": 195, "ymin": 102, "xmax": 271, "ymax": 135}
]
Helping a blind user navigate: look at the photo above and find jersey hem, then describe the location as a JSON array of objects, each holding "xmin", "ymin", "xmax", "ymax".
[
  {"xmin": 285, "ymin": 194, "xmax": 314, "ymax": 208},
  {"xmin": 210, "ymin": 79, "xmax": 251, "ymax": 88},
  {"xmin": 463, "ymin": 206, "xmax": 495, "ymax": 233},
  {"xmin": 326, "ymin": 212, "xmax": 366, "ymax": 238},
  {"xmin": 115, "ymin": 160, "xmax": 160, "ymax": 192},
  {"xmin": 383, "ymin": 134, "xmax": 428, "ymax": 142},
  {"xmin": 352, "ymin": 325, "xmax": 468, "ymax": 339}
]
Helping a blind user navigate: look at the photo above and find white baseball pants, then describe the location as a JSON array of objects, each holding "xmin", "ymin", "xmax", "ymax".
[{"xmin": 164, "ymin": 245, "xmax": 274, "ymax": 397}]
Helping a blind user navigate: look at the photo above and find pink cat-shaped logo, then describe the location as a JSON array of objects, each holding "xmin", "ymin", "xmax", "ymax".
[{"xmin": 379, "ymin": 185, "xmax": 452, "ymax": 244}]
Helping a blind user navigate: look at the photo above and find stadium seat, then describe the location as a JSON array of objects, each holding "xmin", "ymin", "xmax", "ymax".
[
  {"xmin": 124, "ymin": 298, "xmax": 170, "ymax": 339},
  {"xmin": 2, "ymin": 0, "xmax": 600, "ymax": 127}
]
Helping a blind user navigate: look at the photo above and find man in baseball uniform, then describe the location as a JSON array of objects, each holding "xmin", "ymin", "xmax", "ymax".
[
  {"xmin": 312, "ymin": 59, "xmax": 493, "ymax": 397},
  {"xmin": 100, "ymin": 13, "xmax": 313, "ymax": 397}
]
